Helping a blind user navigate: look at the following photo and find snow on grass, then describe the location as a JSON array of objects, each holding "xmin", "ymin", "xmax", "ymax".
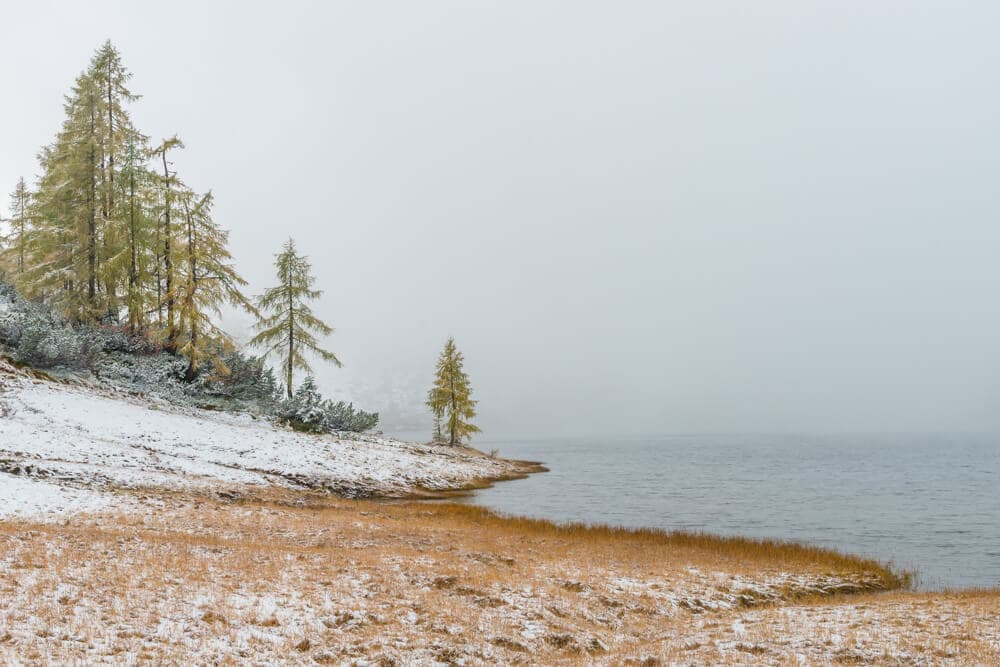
[
  {"xmin": 0, "ymin": 370, "xmax": 536, "ymax": 518},
  {"xmin": 1, "ymin": 497, "xmax": 991, "ymax": 666}
]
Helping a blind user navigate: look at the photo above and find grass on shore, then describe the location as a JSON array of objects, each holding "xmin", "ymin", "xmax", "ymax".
[
  {"xmin": 2, "ymin": 489, "xmax": 973, "ymax": 665},
  {"xmin": 372, "ymin": 500, "xmax": 909, "ymax": 590},
  {"xmin": 153, "ymin": 485, "xmax": 907, "ymax": 589}
]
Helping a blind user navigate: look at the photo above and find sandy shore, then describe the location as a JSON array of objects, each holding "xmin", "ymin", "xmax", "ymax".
[{"xmin": 1, "ymin": 488, "xmax": 996, "ymax": 665}]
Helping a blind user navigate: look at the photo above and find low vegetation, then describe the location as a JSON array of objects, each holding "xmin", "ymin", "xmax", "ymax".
[
  {"xmin": 0, "ymin": 282, "xmax": 377, "ymax": 431},
  {"xmin": 0, "ymin": 491, "xmax": 993, "ymax": 665}
]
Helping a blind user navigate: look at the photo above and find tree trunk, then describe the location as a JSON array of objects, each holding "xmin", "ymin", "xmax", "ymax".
[
  {"xmin": 106, "ymin": 62, "xmax": 114, "ymax": 215},
  {"xmin": 161, "ymin": 148, "xmax": 175, "ymax": 352},
  {"xmin": 87, "ymin": 97, "xmax": 97, "ymax": 308},
  {"xmin": 286, "ymin": 254, "xmax": 295, "ymax": 398},
  {"xmin": 17, "ymin": 191, "xmax": 25, "ymax": 275},
  {"xmin": 154, "ymin": 212, "xmax": 162, "ymax": 326},
  {"xmin": 184, "ymin": 202, "xmax": 198, "ymax": 382},
  {"xmin": 449, "ymin": 374, "xmax": 457, "ymax": 445},
  {"xmin": 127, "ymin": 168, "xmax": 138, "ymax": 333}
]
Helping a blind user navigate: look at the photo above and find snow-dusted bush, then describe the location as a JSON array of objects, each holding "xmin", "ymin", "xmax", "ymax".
[
  {"xmin": 15, "ymin": 314, "xmax": 89, "ymax": 369},
  {"xmin": 194, "ymin": 352, "xmax": 281, "ymax": 406},
  {"xmin": 276, "ymin": 376, "xmax": 329, "ymax": 433},
  {"xmin": 0, "ymin": 288, "xmax": 95, "ymax": 369},
  {"xmin": 0, "ymin": 282, "xmax": 378, "ymax": 428},
  {"xmin": 326, "ymin": 400, "xmax": 380, "ymax": 432},
  {"xmin": 276, "ymin": 376, "xmax": 379, "ymax": 434},
  {"xmin": 99, "ymin": 352, "xmax": 190, "ymax": 395},
  {"xmin": 89, "ymin": 325, "xmax": 161, "ymax": 355}
]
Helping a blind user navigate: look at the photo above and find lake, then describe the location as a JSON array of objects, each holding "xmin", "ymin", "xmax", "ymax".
[{"xmin": 451, "ymin": 433, "xmax": 1000, "ymax": 590}]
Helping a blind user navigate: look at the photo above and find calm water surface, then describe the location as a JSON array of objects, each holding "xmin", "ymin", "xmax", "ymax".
[{"xmin": 455, "ymin": 433, "xmax": 999, "ymax": 590}]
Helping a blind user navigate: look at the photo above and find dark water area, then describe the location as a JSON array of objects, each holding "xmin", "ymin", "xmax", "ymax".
[{"xmin": 437, "ymin": 433, "xmax": 1000, "ymax": 590}]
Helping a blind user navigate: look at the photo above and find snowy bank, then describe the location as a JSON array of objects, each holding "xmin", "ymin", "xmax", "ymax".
[{"xmin": 0, "ymin": 363, "xmax": 542, "ymax": 519}]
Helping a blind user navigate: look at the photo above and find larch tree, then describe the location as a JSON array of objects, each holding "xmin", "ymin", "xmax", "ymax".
[
  {"xmin": 175, "ymin": 190, "xmax": 254, "ymax": 380},
  {"xmin": 2, "ymin": 178, "xmax": 32, "ymax": 281},
  {"xmin": 112, "ymin": 129, "xmax": 157, "ymax": 333},
  {"xmin": 152, "ymin": 135, "xmax": 184, "ymax": 349},
  {"xmin": 426, "ymin": 337, "xmax": 481, "ymax": 445},
  {"xmin": 250, "ymin": 238, "xmax": 341, "ymax": 398},
  {"xmin": 24, "ymin": 68, "xmax": 101, "ymax": 317},
  {"xmin": 92, "ymin": 40, "xmax": 140, "ymax": 318},
  {"xmin": 24, "ymin": 40, "xmax": 140, "ymax": 322}
]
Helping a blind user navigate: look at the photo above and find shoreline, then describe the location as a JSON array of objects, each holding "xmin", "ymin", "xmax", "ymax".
[
  {"xmin": 1, "ymin": 490, "xmax": 996, "ymax": 664},
  {"xmin": 1, "ymin": 371, "xmax": 998, "ymax": 662},
  {"xmin": 0, "ymin": 366, "xmax": 552, "ymax": 509}
]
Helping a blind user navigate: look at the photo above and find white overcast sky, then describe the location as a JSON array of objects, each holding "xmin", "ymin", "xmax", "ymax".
[{"xmin": 2, "ymin": 1, "xmax": 1000, "ymax": 436}]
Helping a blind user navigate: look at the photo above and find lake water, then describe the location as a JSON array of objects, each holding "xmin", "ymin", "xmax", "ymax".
[{"xmin": 457, "ymin": 433, "xmax": 1000, "ymax": 590}]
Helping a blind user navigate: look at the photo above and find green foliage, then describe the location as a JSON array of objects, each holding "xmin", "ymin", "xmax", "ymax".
[
  {"xmin": 198, "ymin": 352, "xmax": 281, "ymax": 405},
  {"xmin": 426, "ymin": 337, "xmax": 481, "ymax": 445},
  {"xmin": 1, "ymin": 178, "xmax": 32, "ymax": 281},
  {"xmin": 7, "ymin": 41, "xmax": 252, "ymax": 377},
  {"xmin": 275, "ymin": 376, "xmax": 379, "ymax": 434},
  {"xmin": 2, "ymin": 303, "xmax": 92, "ymax": 369},
  {"xmin": 23, "ymin": 41, "xmax": 141, "ymax": 322},
  {"xmin": 250, "ymin": 238, "xmax": 341, "ymax": 398},
  {"xmin": 276, "ymin": 376, "xmax": 329, "ymax": 432},
  {"xmin": 326, "ymin": 400, "xmax": 380, "ymax": 433},
  {"xmin": 0, "ymin": 283, "xmax": 245, "ymax": 407},
  {"xmin": 175, "ymin": 191, "xmax": 254, "ymax": 380}
]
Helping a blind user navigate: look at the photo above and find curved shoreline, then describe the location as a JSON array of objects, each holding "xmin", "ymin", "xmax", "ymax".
[
  {"xmin": 2, "ymin": 489, "xmax": 996, "ymax": 664},
  {"xmin": 2, "ymin": 369, "xmax": 997, "ymax": 662}
]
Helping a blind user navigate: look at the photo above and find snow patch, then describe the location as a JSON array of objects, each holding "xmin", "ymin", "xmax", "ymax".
[{"xmin": 0, "ymin": 472, "xmax": 115, "ymax": 519}]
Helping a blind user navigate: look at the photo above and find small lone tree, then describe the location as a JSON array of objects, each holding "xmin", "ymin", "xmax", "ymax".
[
  {"xmin": 250, "ymin": 238, "xmax": 341, "ymax": 398},
  {"xmin": 426, "ymin": 337, "xmax": 480, "ymax": 445}
]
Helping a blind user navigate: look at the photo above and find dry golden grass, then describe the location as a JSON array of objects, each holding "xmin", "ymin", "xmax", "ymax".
[
  {"xmin": 0, "ymin": 490, "xmax": 995, "ymax": 665},
  {"xmin": 413, "ymin": 502, "xmax": 908, "ymax": 588}
]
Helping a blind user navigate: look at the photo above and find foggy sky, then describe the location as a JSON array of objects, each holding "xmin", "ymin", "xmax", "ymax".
[{"xmin": 3, "ymin": 2, "xmax": 1000, "ymax": 436}]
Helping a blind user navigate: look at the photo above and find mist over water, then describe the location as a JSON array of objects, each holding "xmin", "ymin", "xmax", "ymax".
[
  {"xmin": 5, "ymin": 3, "xmax": 1000, "ymax": 436},
  {"xmin": 447, "ymin": 432, "xmax": 1000, "ymax": 590}
]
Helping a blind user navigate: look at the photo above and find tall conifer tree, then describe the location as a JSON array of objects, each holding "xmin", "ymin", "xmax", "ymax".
[
  {"xmin": 111, "ymin": 130, "xmax": 157, "ymax": 332},
  {"xmin": 250, "ymin": 238, "xmax": 341, "ymax": 398},
  {"xmin": 25, "ymin": 69, "xmax": 101, "ymax": 317},
  {"xmin": 25, "ymin": 41, "xmax": 140, "ymax": 321},
  {"xmin": 175, "ymin": 190, "xmax": 254, "ymax": 380},
  {"xmin": 152, "ymin": 136, "xmax": 184, "ymax": 348},
  {"xmin": 92, "ymin": 40, "xmax": 139, "ymax": 317}
]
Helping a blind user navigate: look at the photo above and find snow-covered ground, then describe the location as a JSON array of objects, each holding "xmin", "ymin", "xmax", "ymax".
[
  {"xmin": 1, "ymin": 364, "xmax": 995, "ymax": 664},
  {"xmin": 0, "ymin": 364, "xmax": 538, "ymax": 519},
  {"xmin": 0, "ymin": 473, "xmax": 115, "ymax": 518}
]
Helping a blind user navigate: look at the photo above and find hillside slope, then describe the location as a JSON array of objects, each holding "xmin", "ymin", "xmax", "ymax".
[{"xmin": 0, "ymin": 361, "xmax": 541, "ymax": 517}]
